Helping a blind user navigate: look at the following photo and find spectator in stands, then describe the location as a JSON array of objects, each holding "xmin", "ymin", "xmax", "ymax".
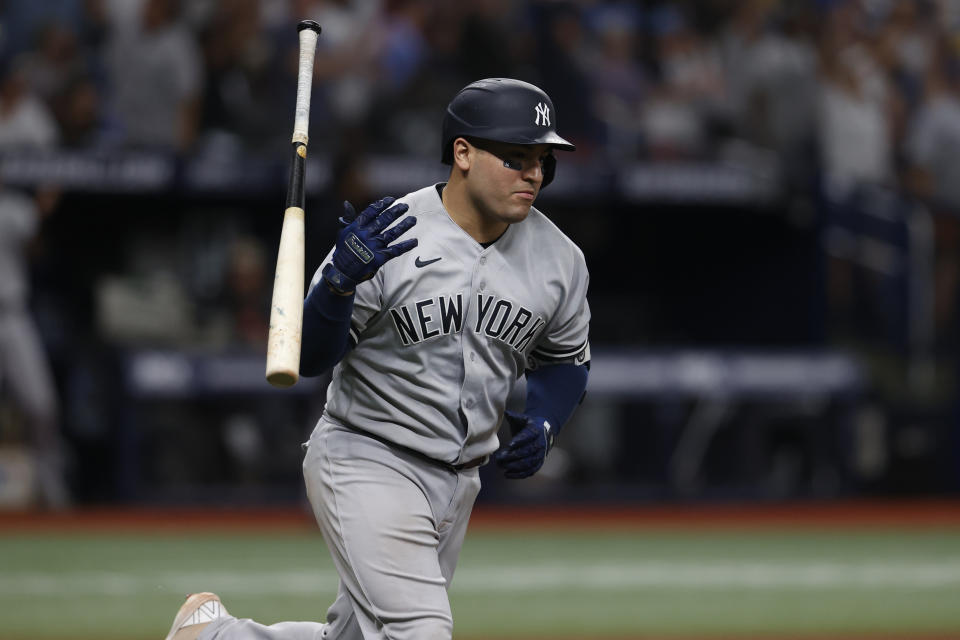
[
  {"xmin": 366, "ymin": 4, "xmax": 470, "ymax": 155},
  {"xmin": 642, "ymin": 4, "xmax": 723, "ymax": 159},
  {"xmin": 0, "ymin": 56, "xmax": 60, "ymax": 148},
  {"xmin": 653, "ymin": 3, "xmax": 728, "ymax": 156},
  {"xmin": 104, "ymin": 0, "xmax": 203, "ymax": 152},
  {"xmin": 718, "ymin": 1, "xmax": 818, "ymax": 188},
  {"xmin": 585, "ymin": 2, "xmax": 648, "ymax": 160},
  {"xmin": 0, "ymin": 0, "xmax": 87, "ymax": 59},
  {"xmin": 815, "ymin": 4, "xmax": 897, "ymax": 199},
  {"xmin": 535, "ymin": 3, "xmax": 598, "ymax": 151},
  {"xmin": 18, "ymin": 22, "xmax": 84, "ymax": 103},
  {"xmin": 905, "ymin": 44, "xmax": 960, "ymax": 349},
  {"xmin": 51, "ymin": 73, "xmax": 109, "ymax": 148},
  {"xmin": 221, "ymin": 235, "xmax": 270, "ymax": 349},
  {"xmin": 197, "ymin": 0, "xmax": 286, "ymax": 153},
  {"xmin": 282, "ymin": 0, "xmax": 382, "ymax": 150},
  {"xmin": 76, "ymin": 0, "xmax": 111, "ymax": 54},
  {"xmin": 640, "ymin": 4, "xmax": 727, "ymax": 159},
  {"xmin": 905, "ymin": 41, "xmax": 960, "ymax": 211},
  {"xmin": 656, "ymin": 7, "xmax": 726, "ymax": 111},
  {"xmin": 378, "ymin": 0, "xmax": 430, "ymax": 93},
  {"xmin": 100, "ymin": 0, "xmax": 149, "ymax": 37},
  {"xmin": 717, "ymin": 0, "xmax": 773, "ymax": 135},
  {"xmin": 877, "ymin": 0, "xmax": 938, "ymax": 112},
  {"xmin": 934, "ymin": 0, "xmax": 960, "ymax": 29},
  {"xmin": 358, "ymin": 0, "xmax": 433, "ymax": 154}
]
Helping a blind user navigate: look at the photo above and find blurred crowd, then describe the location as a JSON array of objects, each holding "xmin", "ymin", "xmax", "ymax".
[
  {"xmin": 1, "ymin": 1, "xmax": 960, "ymax": 341},
  {"xmin": 0, "ymin": 0, "xmax": 958, "ymax": 363},
  {"xmin": 0, "ymin": 0, "xmax": 955, "ymax": 179}
]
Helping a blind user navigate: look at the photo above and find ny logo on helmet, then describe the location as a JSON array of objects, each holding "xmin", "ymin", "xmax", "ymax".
[{"xmin": 534, "ymin": 102, "xmax": 550, "ymax": 126}]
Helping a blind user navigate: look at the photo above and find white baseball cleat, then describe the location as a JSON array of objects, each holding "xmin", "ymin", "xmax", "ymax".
[{"xmin": 164, "ymin": 592, "xmax": 229, "ymax": 640}]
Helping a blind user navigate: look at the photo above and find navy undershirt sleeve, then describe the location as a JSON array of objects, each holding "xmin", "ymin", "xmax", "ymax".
[
  {"xmin": 524, "ymin": 363, "xmax": 589, "ymax": 437},
  {"xmin": 299, "ymin": 282, "xmax": 355, "ymax": 377}
]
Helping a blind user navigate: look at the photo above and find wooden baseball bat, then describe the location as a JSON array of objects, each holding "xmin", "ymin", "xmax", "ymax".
[{"xmin": 266, "ymin": 19, "xmax": 321, "ymax": 388}]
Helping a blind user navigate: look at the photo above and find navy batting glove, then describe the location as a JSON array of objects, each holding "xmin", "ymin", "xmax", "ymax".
[
  {"xmin": 493, "ymin": 410, "xmax": 555, "ymax": 479},
  {"xmin": 323, "ymin": 197, "xmax": 417, "ymax": 293}
]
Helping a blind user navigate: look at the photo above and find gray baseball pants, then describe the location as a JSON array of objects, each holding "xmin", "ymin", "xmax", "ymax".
[
  {"xmin": 200, "ymin": 418, "xmax": 481, "ymax": 640},
  {"xmin": 0, "ymin": 308, "xmax": 65, "ymax": 506}
]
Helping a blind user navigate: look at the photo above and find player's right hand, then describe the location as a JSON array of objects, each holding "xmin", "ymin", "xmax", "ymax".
[
  {"xmin": 493, "ymin": 410, "xmax": 554, "ymax": 479},
  {"xmin": 323, "ymin": 197, "xmax": 418, "ymax": 293}
]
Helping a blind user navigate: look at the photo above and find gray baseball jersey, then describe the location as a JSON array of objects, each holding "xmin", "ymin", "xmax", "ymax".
[{"xmin": 308, "ymin": 183, "xmax": 591, "ymax": 465}]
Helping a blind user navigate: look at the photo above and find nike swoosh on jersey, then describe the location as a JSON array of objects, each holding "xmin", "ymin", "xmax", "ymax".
[{"xmin": 415, "ymin": 256, "xmax": 442, "ymax": 268}]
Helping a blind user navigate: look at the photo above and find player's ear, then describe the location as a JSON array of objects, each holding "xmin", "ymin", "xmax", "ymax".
[{"xmin": 452, "ymin": 137, "xmax": 472, "ymax": 171}]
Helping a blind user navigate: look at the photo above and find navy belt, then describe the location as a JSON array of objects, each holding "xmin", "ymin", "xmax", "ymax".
[{"xmin": 344, "ymin": 425, "xmax": 487, "ymax": 472}]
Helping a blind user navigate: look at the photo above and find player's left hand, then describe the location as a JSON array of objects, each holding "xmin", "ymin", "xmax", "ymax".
[
  {"xmin": 323, "ymin": 197, "xmax": 418, "ymax": 293},
  {"xmin": 493, "ymin": 410, "xmax": 554, "ymax": 479}
]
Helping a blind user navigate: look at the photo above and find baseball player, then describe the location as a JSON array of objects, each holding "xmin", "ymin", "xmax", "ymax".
[
  {"xmin": 0, "ymin": 181, "xmax": 68, "ymax": 509},
  {"xmin": 165, "ymin": 78, "xmax": 591, "ymax": 640}
]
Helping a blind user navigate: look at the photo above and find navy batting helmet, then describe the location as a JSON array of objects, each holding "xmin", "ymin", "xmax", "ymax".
[{"xmin": 441, "ymin": 78, "xmax": 575, "ymax": 188}]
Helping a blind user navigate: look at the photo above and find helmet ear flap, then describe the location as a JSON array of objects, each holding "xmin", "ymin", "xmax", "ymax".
[{"xmin": 541, "ymin": 153, "xmax": 557, "ymax": 188}]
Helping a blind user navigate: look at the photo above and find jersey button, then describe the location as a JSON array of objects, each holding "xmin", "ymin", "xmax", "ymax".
[
  {"xmin": 465, "ymin": 398, "xmax": 475, "ymax": 408},
  {"xmin": 479, "ymin": 257, "xmax": 487, "ymax": 265},
  {"xmin": 470, "ymin": 352, "xmax": 476, "ymax": 362},
  {"xmin": 479, "ymin": 281, "xmax": 486, "ymax": 290}
]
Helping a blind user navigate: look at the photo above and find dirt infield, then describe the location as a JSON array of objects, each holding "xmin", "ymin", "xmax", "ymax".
[{"xmin": 1, "ymin": 498, "xmax": 959, "ymax": 533}]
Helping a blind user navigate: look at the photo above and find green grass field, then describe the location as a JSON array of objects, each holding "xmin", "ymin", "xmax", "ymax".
[{"xmin": 2, "ymin": 514, "xmax": 960, "ymax": 639}]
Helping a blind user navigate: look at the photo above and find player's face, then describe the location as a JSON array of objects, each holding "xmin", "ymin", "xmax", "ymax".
[{"xmin": 466, "ymin": 140, "xmax": 552, "ymax": 224}]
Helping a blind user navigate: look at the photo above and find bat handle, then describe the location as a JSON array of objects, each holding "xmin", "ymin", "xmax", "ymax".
[{"xmin": 292, "ymin": 20, "xmax": 321, "ymax": 145}]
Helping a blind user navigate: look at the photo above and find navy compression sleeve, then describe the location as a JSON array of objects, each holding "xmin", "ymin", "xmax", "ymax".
[
  {"xmin": 524, "ymin": 363, "xmax": 589, "ymax": 437},
  {"xmin": 299, "ymin": 282, "xmax": 354, "ymax": 376}
]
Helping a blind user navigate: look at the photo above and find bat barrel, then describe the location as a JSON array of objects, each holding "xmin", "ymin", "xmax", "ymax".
[{"xmin": 266, "ymin": 202, "xmax": 306, "ymax": 388}]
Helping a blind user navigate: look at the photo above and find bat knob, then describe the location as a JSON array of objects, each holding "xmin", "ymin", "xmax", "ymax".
[
  {"xmin": 297, "ymin": 20, "xmax": 321, "ymax": 34},
  {"xmin": 267, "ymin": 368, "xmax": 299, "ymax": 388}
]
